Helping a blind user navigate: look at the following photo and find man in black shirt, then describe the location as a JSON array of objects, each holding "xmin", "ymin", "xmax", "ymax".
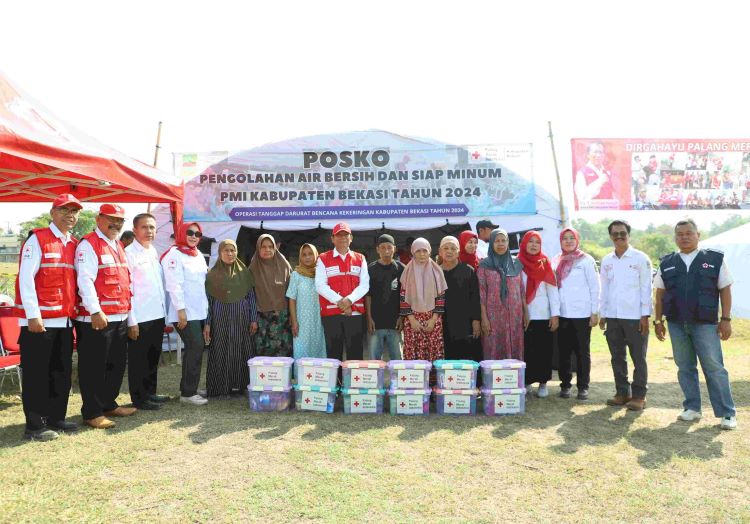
[{"xmin": 365, "ymin": 234, "xmax": 405, "ymax": 360}]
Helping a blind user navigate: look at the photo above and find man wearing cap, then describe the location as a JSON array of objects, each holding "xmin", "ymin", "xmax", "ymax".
[
  {"xmin": 315, "ymin": 222, "xmax": 370, "ymax": 361},
  {"xmin": 14, "ymin": 194, "xmax": 82, "ymax": 441},
  {"xmin": 475, "ymin": 219, "xmax": 498, "ymax": 259},
  {"xmin": 365, "ymin": 234, "xmax": 404, "ymax": 360},
  {"xmin": 74, "ymin": 204, "xmax": 136, "ymax": 429}
]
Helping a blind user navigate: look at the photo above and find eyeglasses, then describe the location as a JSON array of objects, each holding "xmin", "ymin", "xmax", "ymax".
[
  {"xmin": 55, "ymin": 207, "xmax": 81, "ymax": 216},
  {"xmin": 186, "ymin": 230, "xmax": 203, "ymax": 238},
  {"xmin": 610, "ymin": 232, "xmax": 628, "ymax": 238}
]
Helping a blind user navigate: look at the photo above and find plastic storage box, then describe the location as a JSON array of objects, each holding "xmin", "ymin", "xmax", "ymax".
[
  {"xmin": 433, "ymin": 360, "xmax": 479, "ymax": 390},
  {"xmin": 341, "ymin": 388, "xmax": 386, "ymax": 414},
  {"xmin": 295, "ymin": 358, "xmax": 341, "ymax": 388},
  {"xmin": 247, "ymin": 356, "xmax": 294, "ymax": 388},
  {"xmin": 293, "ymin": 384, "xmax": 337, "ymax": 413},
  {"xmin": 481, "ymin": 388, "xmax": 526, "ymax": 415},
  {"xmin": 247, "ymin": 385, "xmax": 292, "ymax": 412},
  {"xmin": 433, "ymin": 387, "xmax": 480, "ymax": 415},
  {"xmin": 480, "ymin": 359, "xmax": 526, "ymax": 389},
  {"xmin": 387, "ymin": 360, "xmax": 432, "ymax": 389},
  {"xmin": 342, "ymin": 360, "xmax": 386, "ymax": 389},
  {"xmin": 388, "ymin": 387, "xmax": 431, "ymax": 415}
]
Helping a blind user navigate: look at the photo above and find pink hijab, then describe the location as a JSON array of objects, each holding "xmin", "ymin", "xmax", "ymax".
[
  {"xmin": 554, "ymin": 227, "xmax": 586, "ymax": 286},
  {"xmin": 400, "ymin": 238, "xmax": 448, "ymax": 313}
]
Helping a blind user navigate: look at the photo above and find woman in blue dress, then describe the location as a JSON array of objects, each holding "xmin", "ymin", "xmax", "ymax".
[{"xmin": 286, "ymin": 243, "xmax": 327, "ymax": 358}]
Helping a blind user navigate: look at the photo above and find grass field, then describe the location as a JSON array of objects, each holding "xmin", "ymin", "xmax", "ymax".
[{"xmin": 1, "ymin": 326, "xmax": 748, "ymax": 523}]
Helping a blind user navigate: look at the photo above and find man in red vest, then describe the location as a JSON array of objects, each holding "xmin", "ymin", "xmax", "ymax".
[
  {"xmin": 74, "ymin": 204, "xmax": 136, "ymax": 429},
  {"xmin": 315, "ymin": 222, "xmax": 370, "ymax": 361},
  {"xmin": 14, "ymin": 194, "xmax": 82, "ymax": 441}
]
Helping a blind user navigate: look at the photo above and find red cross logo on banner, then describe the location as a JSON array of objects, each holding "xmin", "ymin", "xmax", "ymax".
[
  {"xmin": 472, "ymin": 151, "xmax": 481, "ymax": 160},
  {"xmin": 353, "ymin": 401, "xmax": 360, "ymax": 407}
]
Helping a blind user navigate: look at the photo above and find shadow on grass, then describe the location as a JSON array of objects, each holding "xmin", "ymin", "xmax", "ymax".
[{"xmin": 627, "ymin": 421, "xmax": 725, "ymax": 469}]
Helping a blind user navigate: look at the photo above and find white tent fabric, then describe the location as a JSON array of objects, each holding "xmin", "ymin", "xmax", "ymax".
[{"xmin": 700, "ymin": 223, "xmax": 750, "ymax": 319}]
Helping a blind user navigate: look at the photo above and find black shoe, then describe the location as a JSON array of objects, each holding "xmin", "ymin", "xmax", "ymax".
[
  {"xmin": 577, "ymin": 388, "xmax": 589, "ymax": 401},
  {"xmin": 559, "ymin": 387, "xmax": 571, "ymax": 399},
  {"xmin": 149, "ymin": 394, "xmax": 169, "ymax": 403},
  {"xmin": 47, "ymin": 420, "xmax": 79, "ymax": 433},
  {"xmin": 24, "ymin": 427, "xmax": 59, "ymax": 442},
  {"xmin": 135, "ymin": 400, "xmax": 163, "ymax": 411}
]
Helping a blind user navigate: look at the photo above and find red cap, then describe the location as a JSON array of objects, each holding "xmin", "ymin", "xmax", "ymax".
[
  {"xmin": 52, "ymin": 193, "xmax": 83, "ymax": 209},
  {"xmin": 99, "ymin": 203, "xmax": 126, "ymax": 218},
  {"xmin": 332, "ymin": 222, "xmax": 352, "ymax": 235}
]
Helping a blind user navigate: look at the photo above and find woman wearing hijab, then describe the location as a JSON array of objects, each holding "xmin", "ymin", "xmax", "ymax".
[
  {"xmin": 286, "ymin": 243, "xmax": 326, "ymax": 359},
  {"xmin": 458, "ymin": 230, "xmax": 480, "ymax": 271},
  {"xmin": 477, "ymin": 228, "xmax": 527, "ymax": 361},
  {"xmin": 553, "ymin": 227, "xmax": 600, "ymax": 401},
  {"xmin": 249, "ymin": 234, "xmax": 293, "ymax": 357},
  {"xmin": 439, "ymin": 236, "xmax": 482, "ymax": 361},
  {"xmin": 161, "ymin": 222, "xmax": 209, "ymax": 406},
  {"xmin": 517, "ymin": 231, "xmax": 560, "ymax": 398},
  {"xmin": 204, "ymin": 239, "xmax": 258, "ymax": 397},
  {"xmin": 399, "ymin": 238, "xmax": 448, "ymax": 362}
]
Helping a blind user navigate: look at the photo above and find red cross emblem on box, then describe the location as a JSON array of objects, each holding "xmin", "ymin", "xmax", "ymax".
[
  {"xmin": 353, "ymin": 401, "xmax": 360, "ymax": 407},
  {"xmin": 259, "ymin": 373, "xmax": 265, "ymax": 379}
]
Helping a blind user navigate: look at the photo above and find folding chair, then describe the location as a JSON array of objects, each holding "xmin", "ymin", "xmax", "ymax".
[{"xmin": 0, "ymin": 306, "xmax": 22, "ymax": 393}]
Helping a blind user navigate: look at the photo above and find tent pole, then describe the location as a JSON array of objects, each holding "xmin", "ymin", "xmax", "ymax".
[
  {"xmin": 548, "ymin": 121, "xmax": 568, "ymax": 227},
  {"xmin": 147, "ymin": 121, "xmax": 163, "ymax": 213}
]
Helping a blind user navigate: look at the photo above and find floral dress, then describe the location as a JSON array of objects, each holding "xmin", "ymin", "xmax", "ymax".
[{"xmin": 477, "ymin": 267, "xmax": 525, "ymax": 360}]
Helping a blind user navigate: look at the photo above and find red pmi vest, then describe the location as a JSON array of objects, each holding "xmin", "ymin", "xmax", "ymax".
[
  {"xmin": 318, "ymin": 250, "xmax": 366, "ymax": 317},
  {"xmin": 77, "ymin": 232, "xmax": 132, "ymax": 316},
  {"xmin": 14, "ymin": 228, "xmax": 78, "ymax": 319}
]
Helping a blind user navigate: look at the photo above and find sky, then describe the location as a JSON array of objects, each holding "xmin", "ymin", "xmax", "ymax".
[{"xmin": 2, "ymin": 0, "xmax": 750, "ymax": 233}]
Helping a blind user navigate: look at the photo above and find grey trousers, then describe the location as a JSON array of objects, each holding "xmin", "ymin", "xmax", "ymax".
[
  {"xmin": 175, "ymin": 320, "xmax": 204, "ymax": 397},
  {"xmin": 604, "ymin": 318, "xmax": 648, "ymax": 398}
]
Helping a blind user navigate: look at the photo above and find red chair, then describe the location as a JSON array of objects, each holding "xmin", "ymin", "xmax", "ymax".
[{"xmin": 0, "ymin": 306, "xmax": 21, "ymax": 392}]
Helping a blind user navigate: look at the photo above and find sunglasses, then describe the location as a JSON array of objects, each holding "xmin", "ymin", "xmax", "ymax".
[
  {"xmin": 186, "ymin": 230, "xmax": 203, "ymax": 238},
  {"xmin": 610, "ymin": 232, "xmax": 628, "ymax": 238}
]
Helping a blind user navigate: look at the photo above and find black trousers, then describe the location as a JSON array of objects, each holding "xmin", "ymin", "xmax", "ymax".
[
  {"xmin": 322, "ymin": 314, "xmax": 364, "ymax": 361},
  {"xmin": 524, "ymin": 320, "xmax": 553, "ymax": 385},
  {"xmin": 557, "ymin": 317, "xmax": 591, "ymax": 389},
  {"xmin": 76, "ymin": 320, "xmax": 127, "ymax": 420},
  {"xmin": 20, "ymin": 326, "xmax": 74, "ymax": 430},
  {"xmin": 175, "ymin": 320, "xmax": 204, "ymax": 397},
  {"xmin": 127, "ymin": 318, "xmax": 165, "ymax": 406}
]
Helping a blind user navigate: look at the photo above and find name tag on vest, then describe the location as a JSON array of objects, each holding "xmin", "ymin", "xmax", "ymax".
[
  {"xmin": 43, "ymin": 252, "xmax": 62, "ymax": 259},
  {"xmin": 350, "ymin": 265, "xmax": 361, "ymax": 275},
  {"xmin": 663, "ymin": 266, "xmax": 676, "ymax": 272},
  {"xmin": 100, "ymin": 254, "xmax": 115, "ymax": 265}
]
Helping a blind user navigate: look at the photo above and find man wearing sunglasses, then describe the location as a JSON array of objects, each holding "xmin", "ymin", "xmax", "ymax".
[
  {"xmin": 74, "ymin": 204, "xmax": 136, "ymax": 429},
  {"xmin": 599, "ymin": 220, "xmax": 653, "ymax": 411},
  {"xmin": 14, "ymin": 194, "xmax": 82, "ymax": 441}
]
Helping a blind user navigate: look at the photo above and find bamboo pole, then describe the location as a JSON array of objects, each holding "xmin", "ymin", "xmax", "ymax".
[
  {"xmin": 548, "ymin": 121, "xmax": 568, "ymax": 227},
  {"xmin": 147, "ymin": 121, "xmax": 163, "ymax": 213}
]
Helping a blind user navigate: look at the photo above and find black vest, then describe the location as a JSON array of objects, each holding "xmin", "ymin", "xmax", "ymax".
[{"xmin": 659, "ymin": 249, "xmax": 723, "ymax": 323}]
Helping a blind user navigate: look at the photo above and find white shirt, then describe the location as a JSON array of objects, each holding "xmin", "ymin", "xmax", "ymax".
[
  {"xmin": 555, "ymin": 253, "xmax": 600, "ymax": 318},
  {"xmin": 476, "ymin": 239, "xmax": 489, "ymax": 259},
  {"xmin": 315, "ymin": 249, "xmax": 370, "ymax": 316},
  {"xmin": 522, "ymin": 273, "xmax": 561, "ymax": 320},
  {"xmin": 17, "ymin": 223, "xmax": 72, "ymax": 328},
  {"xmin": 653, "ymin": 249, "xmax": 733, "ymax": 290},
  {"xmin": 161, "ymin": 246, "xmax": 208, "ymax": 323},
  {"xmin": 599, "ymin": 247, "xmax": 653, "ymax": 320},
  {"xmin": 75, "ymin": 228, "xmax": 129, "ymax": 323},
  {"xmin": 125, "ymin": 240, "xmax": 167, "ymax": 327}
]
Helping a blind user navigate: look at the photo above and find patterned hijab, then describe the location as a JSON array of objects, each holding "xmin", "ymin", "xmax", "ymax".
[
  {"xmin": 400, "ymin": 237, "xmax": 448, "ymax": 313},
  {"xmin": 554, "ymin": 227, "xmax": 586, "ymax": 286},
  {"xmin": 517, "ymin": 231, "xmax": 557, "ymax": 304},
  {"xmin": 206, "ymin": 239, "xmax": 254, "ymax": 304},
  {"xmin": 479, "ymin": 228, "xmax": 522, "ymax": 303},
  {"xmin": 249, "ymin": 234, "xmax": 292, "ymax": 312}
]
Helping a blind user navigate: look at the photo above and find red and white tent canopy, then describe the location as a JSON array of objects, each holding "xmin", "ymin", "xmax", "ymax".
[{"xmin": 0, "ymin": 70, "xmax": 182, "ymax": 205}]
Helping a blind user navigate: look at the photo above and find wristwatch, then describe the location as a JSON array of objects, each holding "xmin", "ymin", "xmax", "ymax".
[
  {"xmin": 653, "ymin": 319, "xmax": 663, "ymax": 326},
  {"xmin": 720, "ymin": 317, "xmax": 731, "ymax": 322}
]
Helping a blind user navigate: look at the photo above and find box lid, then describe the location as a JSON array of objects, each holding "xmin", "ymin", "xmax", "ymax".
[
  {"xmin": 342, "ymin": 360, "xmax": 386, "ymax": 369},
  {"xmin": 433, "ymin": 359, "xmax": 479, "ymax": 370},
  {"xmin": 387, "ymin": 359, "xmax": 432, "ymax": 370},
  {"xmin": 479, "ymin": 359, "xmax": 526, "ymax": 370},
  {"xmin": 481, "ymin": 387, "xmax": 527, "ymax": 395},
  {"xmin": 247, "ymin": 356, "xmax": 295, "ymax": 367},
  {"xmin": 295, "ymin": 358, "xmax": 341, "ymax": 368},
  {"xmin": 247, "ymin": 385, "xmax": 292, "ymax": 393},
  {"xmin": 432, "ymin": 387, "xmax": 480, "ymax": 395},
  {"xmin": 341, "ymin": 388, "xmax": 386, "ymax": 395},
  {"xmin": 293, "ymin": 384, "xmax": 339, "ymax": 393},
  {"xmin": 387, "ymin": 387, "xmax": 432, "ymax": 395}
]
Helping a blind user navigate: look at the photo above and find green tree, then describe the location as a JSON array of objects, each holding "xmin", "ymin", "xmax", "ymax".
[{"xmin": 18, "ymin": 209, "xmax": 98, "ymax": 241}]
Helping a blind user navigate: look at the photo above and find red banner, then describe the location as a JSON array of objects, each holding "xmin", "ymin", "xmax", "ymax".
[{"xmin": 571, "ymin": 139, "xmax": 750, "ymax": 211}]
